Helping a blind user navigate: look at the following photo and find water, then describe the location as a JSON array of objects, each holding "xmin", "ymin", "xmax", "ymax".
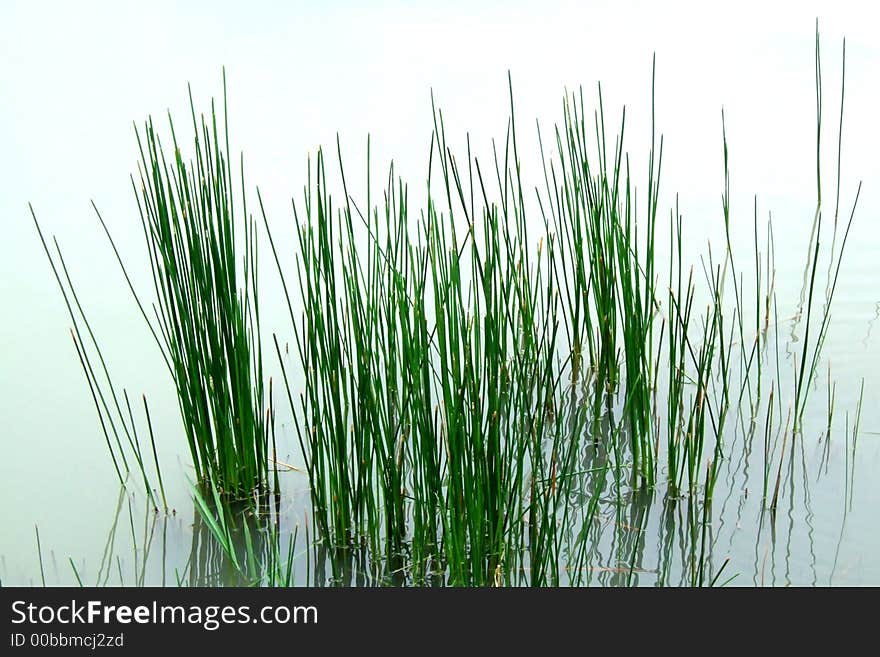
[{"xmin": 2, "ymin": 3, "xmax": 879, "ymax": 586}]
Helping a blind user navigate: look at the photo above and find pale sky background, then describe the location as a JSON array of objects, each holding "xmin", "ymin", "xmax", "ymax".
[{"xmin": 1, "ymin": 1, "xmax": 879, "ymax": 583}]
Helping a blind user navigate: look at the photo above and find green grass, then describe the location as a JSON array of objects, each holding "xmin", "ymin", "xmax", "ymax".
[
  {"xmin": 30, "ymin": 206, "xmax": 167, "ymax": 510},
  {"xmin": 260, "ymin": 25, "xmax": 859, "ymax": 585},
  {"xmin": 122, "ymin": 71, "xmax": 270, "ymax": 497},
  {"xmin": 31, "ymin": 71, "xmax": 272, "ymax": 502},
  {"xmin": 34, "ymin": 25, "xmax": 864, "ymax": 587}
]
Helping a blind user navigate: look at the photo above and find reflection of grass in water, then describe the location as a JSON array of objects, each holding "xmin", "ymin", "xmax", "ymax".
[
  {"xmin": 190, "ymin": 489, "xmax": 279, "ymax": 586},
  {"xmin": 58, "ymin": 487, "xmax": 164, "ymax": 587}
]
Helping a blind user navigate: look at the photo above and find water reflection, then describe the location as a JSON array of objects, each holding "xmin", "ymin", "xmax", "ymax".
[{"xmin": 20, "ymin": 378, "xmax": 868, "ymax": 590}]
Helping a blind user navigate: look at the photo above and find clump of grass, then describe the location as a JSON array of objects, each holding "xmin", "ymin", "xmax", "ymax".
[
  {"xmin": 105, "ymin": 71, "xmax": 271, "ymax": 498},
  {"xmin": 31, "ymin": 71, "xmax": 272, "ymax": 503},
  {"xmin": 539, "ymin": 68, "xmax": 661, "ymax": 490},
  {"xmin": 260, "ymin": 25, "xmax": 860, "ymax": 586},
  {"xmin": 262, "ymin": 76, "xmax": 612, "ymax": 585}
]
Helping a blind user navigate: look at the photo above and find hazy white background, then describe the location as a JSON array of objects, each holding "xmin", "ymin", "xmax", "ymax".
[{"xmin": 1, "ymin": 1, "xmax": 878, "ymax": 583}]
